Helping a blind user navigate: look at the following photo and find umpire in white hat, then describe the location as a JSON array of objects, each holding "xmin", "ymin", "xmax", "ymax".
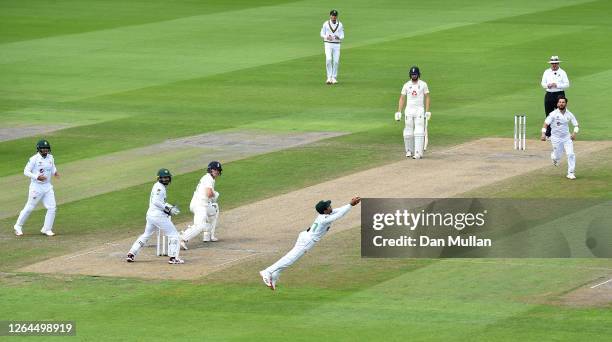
[{"xmin": 541, "ymin": 55, "xmax": 570, "ymax": 138}]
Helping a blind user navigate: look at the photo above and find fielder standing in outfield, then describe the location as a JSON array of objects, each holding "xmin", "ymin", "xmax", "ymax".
[
  {"xmin": 259, "ymin": 196, "xmax": 361, "ymax": 290},
  {"xmin": 321, "ymin": 9, "xmax": 344, "ymax": 84},
  {"xmin": 540, "ymin": 96, "xmax": 579, "ymax": 180},
  {"xmin": 395, "ymin": 66, "xmax": 431, "ymax": 159},
  {"xmin": 541, "ymin": 55, "xmax": 570, "ymax": 139},
  {"xmin": 126, "ymin": 168, "xmax": 184, "ymax": 264},
  {"xmin": 14, "ymin": 139, "xmax": 59, "ymax": 237},
  {"xmin": 180, "ymin": 161, "xmax": 222, "ymax": 249}
]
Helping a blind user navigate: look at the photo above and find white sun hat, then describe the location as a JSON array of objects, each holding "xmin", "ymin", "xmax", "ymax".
[{"xmin": 548, "ymin": 55, "xmax": 562, "ymax": 64}]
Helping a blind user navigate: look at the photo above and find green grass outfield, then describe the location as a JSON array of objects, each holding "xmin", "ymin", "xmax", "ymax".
[{"xmin": 1, "ymin": 0, "xmax": 611, "ymax": 340}]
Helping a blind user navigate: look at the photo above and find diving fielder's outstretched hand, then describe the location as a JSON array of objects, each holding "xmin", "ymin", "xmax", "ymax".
[{"xmin": 350, "ymin": 196, "xmax": 361, "ymax": 206}]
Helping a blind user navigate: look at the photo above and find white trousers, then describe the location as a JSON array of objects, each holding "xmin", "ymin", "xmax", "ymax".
[
  {"xmin": 129, "ymin": 215, "xmax": 180, "ymax": 257},
  {"xmin": 16, "ymin": 185, "xmax": 56, "ymax": 232},
  {"xmin": 181, "ymin": 203, "xmax": 218, "ymax": 242},
  {"xmin": 551, "ymin": 138, "xmax": 576, "ymax": 174},
  {"xmin": 324, "ymin": 43, "xmax": 341, "ymax": 79},
  {"xmin": 265, "ymin": 231, "xmax": 316, "ymax": 282},
  {"xmin": 403, "ymin": 107, "xmax": 426, "ymax": 155}
]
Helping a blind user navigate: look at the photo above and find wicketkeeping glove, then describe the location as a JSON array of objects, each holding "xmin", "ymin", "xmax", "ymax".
[
  {"xmin": 164, "ymin": 204, "xmax": 180, "ymax": 216},
  {"xmin": 394, "ymin": 112, "xmax": 402, "ymax": 121}
]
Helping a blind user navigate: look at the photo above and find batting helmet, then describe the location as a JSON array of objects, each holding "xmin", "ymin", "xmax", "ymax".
[
  {"xmin": 207, "ymin": 161, "xmax": 223, "ymax": 174},
  {"xmin": 36, "ymin": 139, "xmax": 51, "ymax": 152},
  {"xmin": 157, "ymin": 168, "xmax": 172, "ymax": 185},
  {"xmin": 409, "ymin": 66, "xmax": 420, "ymax": 77},
  {"xmin": 330, "ymin": 9, "xmax": 338, "ymax": 16}
]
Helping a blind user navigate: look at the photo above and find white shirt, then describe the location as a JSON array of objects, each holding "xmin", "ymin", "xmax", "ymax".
[
  {"xmin": 545, "ymin": 108, "xmax": 578, "ymax": 142},
  {"xmin": 191, "ymin": 173, "xmax": 215, "ymax": 207},
  {"xmin": 401, "ymin": 80, "xmax": 429, "ymax": 109},
  {"xmin": 541, "ymin": 67, "xmax": 570, "ymax": 92},
  {"xmin": 24, "ymin": 153, "xmax": 57, "ymax": 189},
  {"xmin": 147, "ymin": 182, "xmax": 170, "ymax": 217},
  {"xmin": 320, "ymin": 20, "xmax": 344, "ymax": 43},
  {"xmin": 307, "ymin": 204, "xmax": 352, "ymax": 242}
]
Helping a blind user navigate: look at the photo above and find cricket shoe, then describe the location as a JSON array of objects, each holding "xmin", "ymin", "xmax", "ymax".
[
  {"xmin": 180, "ymin": 240, "xmax": 188, "ymax": 250},
  {"xmin": 326, "ymin": 78, "xmax": 332, "ymax": 85},
  {"xmin": 168, "ymin": 257, "xmax": 185, "ymax": 264},
  {"xmin": 412, "ymin": 153, "xmax": 422, "ymax": 160},
  {"xmin": 40, "ymin": 228, "xmax": 55, "ymax": 236},
  {"xmin": 259, "ymin": 270, "xmax": 273, "ymax": 289},
  {"xmin": 126, "ymin": 253, "xmax": 135, "ymax": 263},
  {"xmin": 210, "ymin": 235, "xmax": 219, "ymax": 242},
  {"xmin": 202, "ymin": 232, "xmax": 211, "ymax": 242},
  {"xmin": 14, "ymin": 225, "xmax": 23, "ymax": 236},
  {"xmin": 405, "ymin": 151, "xmax": 412, "ymax": 158},
  {"xmin": 331, "ymin": 78, "xmax": 338, "ymax": 84},
  {"xmin": 566, "ymin": 173, "xmax": 576, "ymax": 180}
]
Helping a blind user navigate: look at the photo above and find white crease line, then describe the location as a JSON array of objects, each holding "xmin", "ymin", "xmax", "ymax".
[
  {"xmin": 439, "ymin": 259, "xmax": 612, "ymax": 271},
  {"xmin": 590, "ymin": 278, "xmax": 612, "ymax": 289},
  {"xmin": 65, "ymin": 243, "xmax": 121, "ymax": 260},
  {"xmin": 210, "ymin": 252, "xmax": 260, "ymax": 270}
]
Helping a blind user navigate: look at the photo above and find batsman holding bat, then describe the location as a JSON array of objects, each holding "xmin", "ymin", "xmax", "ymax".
[
  {"xmin": 395, "ymin": 66, "xmax": 431, "ymax": 159},
  {"xmin": 180, "ymin": 161, "xmax": 222, "ymax": 249},
  {"xmin": 259, "ymin": 196, "xmax": 361, "ymax": 290},
  {"xmin": 126, "ymin": 168, "xmax": 184, "ymax": 264}
]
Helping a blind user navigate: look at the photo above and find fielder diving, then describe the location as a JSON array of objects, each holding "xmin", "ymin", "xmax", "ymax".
[
  {"xmin": 14, "ymin": 139, "xmax": 60, "ymax": 237},
  {"xmin": 540, "ymin": 95, "xmax": 579, "ymax": 180},
  {"xmin": 259, "ymin": 196, "xmax": 361, "ymax": 290},
  {"xmin": 395, "ymin": 66, "xmax": 431, "ymax": 159},
  {"xmin": 126, "ymin": 168, "xmax": 184, "ymax": 264},
  {"xmin": 180, "ymin": 161, "xmax": 222, "ymax": 249}
]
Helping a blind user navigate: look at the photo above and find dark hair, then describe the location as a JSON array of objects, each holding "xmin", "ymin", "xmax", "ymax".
[{"xmin": 557, "ymin": 95, "xmax": 568, "ymax": 103}]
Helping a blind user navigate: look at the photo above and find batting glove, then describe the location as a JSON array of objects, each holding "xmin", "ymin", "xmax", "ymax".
[
  {"xmin": 394, "ymin": 112, "xmax": 402, "ymax": 121},
  {"xmin": 425, "ymin": 112, "xmax": 431, "ymax": 120}
]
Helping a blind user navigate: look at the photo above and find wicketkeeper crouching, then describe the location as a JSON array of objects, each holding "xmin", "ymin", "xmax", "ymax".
[{"xmin": 126, "ymin": 168, "xmax": 183, "ymax": 264}]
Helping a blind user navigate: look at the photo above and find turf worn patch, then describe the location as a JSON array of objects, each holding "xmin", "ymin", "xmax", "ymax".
[{"xmin": 0, "ymin": 130, "xmax": 346, "ymax": 219}]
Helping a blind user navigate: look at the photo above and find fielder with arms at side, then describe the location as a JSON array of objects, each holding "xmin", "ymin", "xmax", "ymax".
[
  {"xmin": 259, "ymin": 196, "xmax": 361, "ymax": 290},
  {"xmin": 540, "ymin": 96, "xmax": 579, "ymax": 180}
]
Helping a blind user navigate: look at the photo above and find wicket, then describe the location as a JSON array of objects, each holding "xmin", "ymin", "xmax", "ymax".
[
  {"xmin": 514, "ymin": 114, "xmax": 526, "ymax": 150},
  {"xmin": 156, "ymin": 229, "xmax": 168, "ymax": 256}
]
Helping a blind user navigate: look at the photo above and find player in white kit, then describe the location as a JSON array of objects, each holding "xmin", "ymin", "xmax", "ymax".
[
  {"xmin": 320, "ymin": 9, "xmax": 344, "ymax": 84},
  {"xmin": 259, "ymin": 196, "xmax": 361, "ymax": 290},
  {"xmin": 14, "ymin": 139, "xmax": 60, "ymax": 237},
  {"xmin": 395, "ymin": 66, "xmax": 431, "ymax": 159},
  {"xmin": 126, "ymin": 168, "xmax": 184, "ymax": 264},
  {"xmin": 540, "ymin": 96, "xmax": 579, "ymax": 179},
  {"xmin": 180, "ymin": 161, "xmax": 222, "ymax": 249}
]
